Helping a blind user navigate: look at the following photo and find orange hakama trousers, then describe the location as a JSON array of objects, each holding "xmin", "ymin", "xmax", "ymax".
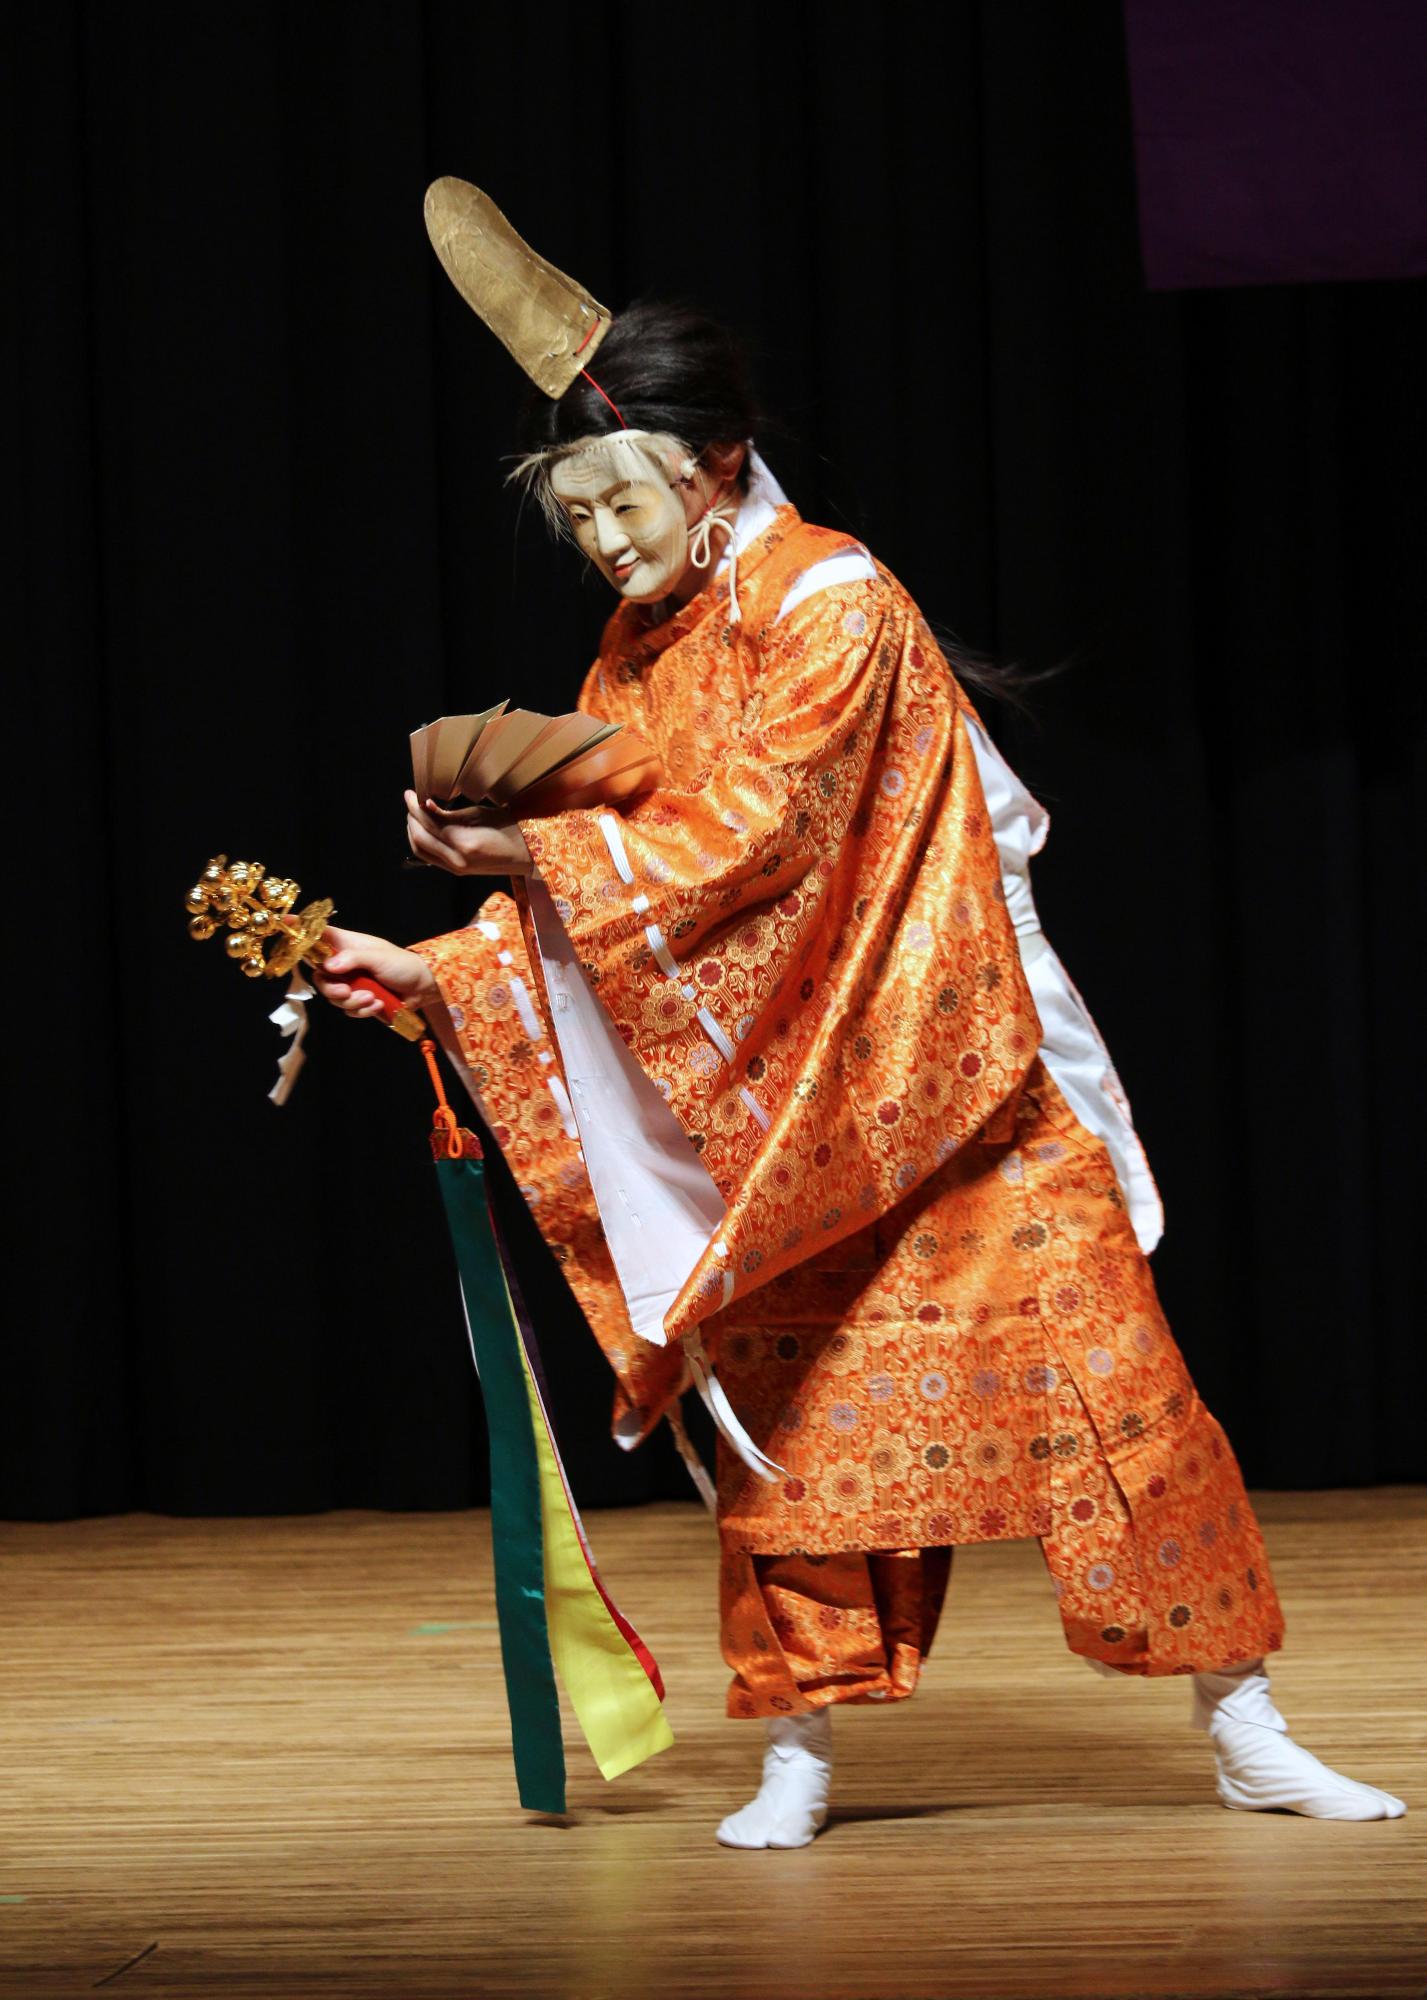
[{"xmin": 711, "ymin": 1061, "xmax": 1284, "ymax": 1716}]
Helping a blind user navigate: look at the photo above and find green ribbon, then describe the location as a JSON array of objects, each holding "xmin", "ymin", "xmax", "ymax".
[{"xmin": 435, "ymin": 1153, "xmax": 566, "ymax": 1815}]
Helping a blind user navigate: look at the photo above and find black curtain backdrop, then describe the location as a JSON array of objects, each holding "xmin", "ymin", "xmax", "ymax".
[{"xmin": 6, "ymin": 3, "xmax": 1423, "ymax": 1520}]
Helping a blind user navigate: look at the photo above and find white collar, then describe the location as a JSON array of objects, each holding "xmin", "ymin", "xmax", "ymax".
[{"xmin": 716, "ymin": 447, "xmax": 790, "ymax": 571}]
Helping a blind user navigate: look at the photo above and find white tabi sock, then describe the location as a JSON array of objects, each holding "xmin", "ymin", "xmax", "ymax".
[
  {"xmin": 716, "ymin": 1710, "xmax": 833, "ymax": 1849},
  {"xmin": 1193, "ymin": 1657, "xmax": 1406, "ymax": 1820}
]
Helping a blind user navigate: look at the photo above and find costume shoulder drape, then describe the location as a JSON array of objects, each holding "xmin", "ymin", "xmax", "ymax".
[{"xmin": 515, "ymin": 511, "xmax": 1043, "ymax": 1343}]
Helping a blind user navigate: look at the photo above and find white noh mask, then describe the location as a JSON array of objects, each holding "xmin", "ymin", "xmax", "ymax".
[{"xmin": 548, "ymin": 434, "xmax": 699, "ymax": 603}]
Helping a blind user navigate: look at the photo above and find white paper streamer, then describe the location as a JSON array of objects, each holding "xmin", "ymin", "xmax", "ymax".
[
  {"xmin": 666, "ymin": 1401, "xmax": 718, "ymax": 1513},
  {"xmin": 685, "ymin": 1333, "xmax": 783, "ymax": 1483},
  {"xmin": 267, "ymin": 969, "xmax": 314, "ymax": 1105}
]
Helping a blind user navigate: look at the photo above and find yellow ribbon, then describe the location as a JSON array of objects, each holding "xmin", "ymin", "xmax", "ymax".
[{"xmin": 516, "ymin": 1339, "xmax": 675, "ymax": 1781}]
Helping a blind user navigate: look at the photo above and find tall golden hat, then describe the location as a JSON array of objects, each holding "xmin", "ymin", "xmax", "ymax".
[{"xmin": 423, "ymin": 177, "xmax": 613, "ymax": 400}]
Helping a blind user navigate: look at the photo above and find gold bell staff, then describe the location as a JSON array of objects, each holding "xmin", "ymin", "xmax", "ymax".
[
  {"xmin": 181, "ymin": 851, "xmax": 674, "ymax": 1813},
  {"xmin": 184, "ymin": 855, "xmax": 426, "ymax": 1041}
]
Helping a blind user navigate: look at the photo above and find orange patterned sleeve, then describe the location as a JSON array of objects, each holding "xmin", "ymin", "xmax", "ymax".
[
  {"xmin": 407, "ymin": 895, "xmax": 687, "ymax": 1444},
  {"xmin": 515, "ymin": 575, "xmax": 1041, "ymax": 1344}
]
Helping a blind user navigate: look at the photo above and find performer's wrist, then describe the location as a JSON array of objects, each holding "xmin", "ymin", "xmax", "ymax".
[{"xmin": 401, "ymin": 954, "xmax": 444, "ymax": 1010}]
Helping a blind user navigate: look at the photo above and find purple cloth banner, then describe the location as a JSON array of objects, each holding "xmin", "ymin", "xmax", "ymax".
[{"xmin": 1123, "ymin": 0, "xmax": 1427, "ymax": 290}]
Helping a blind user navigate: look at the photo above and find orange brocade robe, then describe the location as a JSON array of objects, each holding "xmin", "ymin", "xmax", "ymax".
[{"xmin": 412, "ymin": 503, "xmax": 1284, "ymax": 1682}]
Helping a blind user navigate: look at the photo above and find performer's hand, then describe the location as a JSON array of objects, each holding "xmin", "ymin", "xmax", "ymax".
[
  {"xmin": 404, "ymin": 791, "xmax": 534, "ymax": 876},
  {"xmin": 314, "ymin": 927, "xmax": 441, "ymax": 1020}
]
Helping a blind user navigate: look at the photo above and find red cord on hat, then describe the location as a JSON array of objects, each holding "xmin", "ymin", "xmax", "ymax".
[
  {"xmin": 572, "ymin": 319, "xmax": 629, "ymax": 428},
  {"xmin": 580, "ymin": 367, "xmax": 627, "ymax": 429}
]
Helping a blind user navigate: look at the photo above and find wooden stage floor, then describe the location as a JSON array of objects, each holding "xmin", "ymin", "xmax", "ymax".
[{"xmin": 2, "ymin": 1489, "xmax": 1423, "ymax": 2000}]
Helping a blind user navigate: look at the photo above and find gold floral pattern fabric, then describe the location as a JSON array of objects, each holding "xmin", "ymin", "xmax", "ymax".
[
  {"xmin": 713, "ymin": 1063, "xmax": 1283, "ymax": 1685},
  {"xmin": 516, "ymin": 507, "xmax": 1042, "ymax": 1342},
  {"xmin": 720, "ymin": 1547, "xmax": 952, "ymax": 1715},
  {"xmin": 413, "ymin": 502, "xmax": 1285, "ymax": 1684}
]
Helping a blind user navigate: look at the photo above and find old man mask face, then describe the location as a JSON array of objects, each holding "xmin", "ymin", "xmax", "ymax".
[{"xmin": 547, "ymin": 434, "xmax": 694, "ymax": 602}]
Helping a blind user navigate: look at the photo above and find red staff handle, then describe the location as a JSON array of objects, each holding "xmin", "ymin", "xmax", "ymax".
[{"xmin": 348, "ymin": 974, "xmax": 405, "ymax": 1022}]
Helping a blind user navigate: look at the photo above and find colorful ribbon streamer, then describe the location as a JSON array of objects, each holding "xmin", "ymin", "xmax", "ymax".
[
  {"xmin": 518, "ymin": 1342, "xmax": 674, "ymax": 1780},
  {"xmin": 434, "ymin": 1132, "xmax": 672, "ymax": 1813}
]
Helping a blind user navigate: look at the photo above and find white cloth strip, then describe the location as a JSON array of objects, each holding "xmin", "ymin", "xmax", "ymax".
[
  {"xmin": 267, "ymin": 969, "xmax": 314, "ymax": 1105},
  {"xmin": 711, "ymin": 447, "xmax": 786, "ymax": 578},
  {"xmin": 775, "ymin": 549, "xmax": 877, "ymax": 623},
  {"xmin": 597, "ymin": 811, "xmax": 636, "ymax": 885},
  {"xmin": 666, "ymin": 1403, "xmax": 718, "ymax": 1513},
  {"xmin": 476, "ymin": 919, "xmax": 501, "ymax": 940},
  {"xmin": 545, "ymin": 1073, "xmax": 580, "ymax": 1140},
  {"xmin": 738, "ymin": 1086, "xmax": 771, "ymax": 1131},
  {"xmin": 963, "ymin": 711, "xmax": 1164, "ymax": 1253},
  {"xmin": 695, "ymin": 1007, "xmax": 736, "ymax": 1062},
  {"xmin": 525, "ymin": 874, "xmax": 726, "ymax": 1345},
  {"xmin": 645, "ymin": 924, "xmax": 681, "ymax": 977},
  {"xmin": 686, "ymin": 1335, "xmax": 782, "ymax": 1482},
  {"xmin": 631, "ymin": 892, "xmax": 650, "ymax": 914},
  {"xmin": 508, "ymin": 974, "xmax": 545, "ymax": 1044}
]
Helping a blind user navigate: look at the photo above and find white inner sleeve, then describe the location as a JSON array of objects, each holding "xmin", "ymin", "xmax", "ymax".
[
  {"xmin": 963, "ymin": 712, "xmax": 1165, "ymax": 1254},
  {"xmin": 524, "ymin": 874, "xmax": 727, "ymax": 1346}
]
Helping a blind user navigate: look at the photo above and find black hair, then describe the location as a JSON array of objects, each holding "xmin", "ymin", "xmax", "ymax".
[
  {"xmin": 519, "ymin": 298, "xmax": 761, "ymax": 481},
  {"xmin": 517, "ymin": 297, "xmax": 1056, "ymax": 710}
]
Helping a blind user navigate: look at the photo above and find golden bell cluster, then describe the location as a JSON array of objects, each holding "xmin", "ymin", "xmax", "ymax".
[
  {"xmin": 185, "ymin": 852, "xmax": 426, "ymax": 1042},
  {"xmin": 184, "ymin": 856, "xmax": 322, "ymax": 980}
]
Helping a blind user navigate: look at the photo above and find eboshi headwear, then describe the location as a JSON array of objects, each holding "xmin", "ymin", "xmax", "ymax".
[{"xmin": 423, "ymin": 177, "xmax": 745, "ymax": 615}]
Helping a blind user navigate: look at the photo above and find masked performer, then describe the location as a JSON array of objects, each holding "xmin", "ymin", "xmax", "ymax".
[{"xmin": 315, "ymin": 183, "xmax": 1404, "ymax": 1846}]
